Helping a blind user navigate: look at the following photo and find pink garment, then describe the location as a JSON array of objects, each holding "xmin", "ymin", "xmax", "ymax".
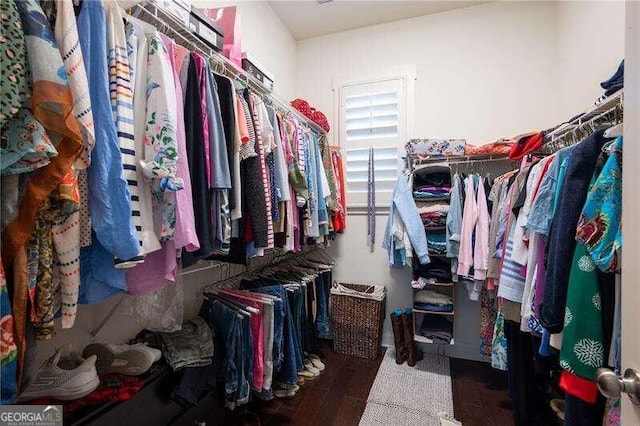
[
  {"xmin": 457, "ymin": 176, "xmax": 490, "ymax": 280},
  {"xmin": 457, "ymin": 177, "xmax": 476, "ymax": 278},
  {"xmin": 191, "ymin": 53, "xmax": 211, "ymax": 185},
  {"xmin": 162, "ymin": 36, "xmax": 199, "ymax": 253},
  {"xmin": 125, "ymin": 241, "xmax": 177, "ymax": 295},
  {"xmin": 474, "ymin": 178, "xmax": 490, "ymax": 280},
  {"xmin": 224, "ymin": 294, "xmax": 264, "ymax": 391}
]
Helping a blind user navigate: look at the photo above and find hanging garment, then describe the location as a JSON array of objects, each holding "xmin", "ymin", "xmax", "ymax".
[
  {"xmin": 106, "ymin": 2, "xmax": 143, "ymax": 263},
  {"xmin": 126, "ymin": 18, "xmax": 161, "ymax": 256},
  {"xmin": 541, "ymin": 130, "xmax": 609, "ymax": 333},
  {"xmin": 3, "ymin": 0, "xmax": 83, "ymax": 265},
  {"xmin": 382, "ymin": 175, "xmax": 430, "ymax": 267},
  {"xmin": 0, "ymin": 0, "xmax": 30, "ymax": 130},
  {"xmin": 182, "ymin": 56, "xmax": 214, "ymax": 267},
  {"xmin": 367, "ymin": 147, "xmax": 375, "ymax": 245},
  {"xmin": 576, "ymin": 137, "xmax": 622, "ymax": 273},
  {"xmin": 457, "ymin": 175, "xmax": 489, "ymax": 281},
  {"xmin": 161, "ymin": 35, "xmax": 199, "ymax": 253},
  {"xmin": 559, "ymin": 243, "xmax": 603, "ymax": 403},
  {"xmin": 0, "ymin": 257, "xmax": 17, "ymax": 404}
]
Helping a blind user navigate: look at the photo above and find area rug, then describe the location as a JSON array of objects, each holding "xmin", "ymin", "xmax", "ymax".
[{"xmin": 359, "ymin": 350, "xmax": 457, "ymax": 426}]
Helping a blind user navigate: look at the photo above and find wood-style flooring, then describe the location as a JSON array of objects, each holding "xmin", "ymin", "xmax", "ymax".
[
  {"xmin": 180, "ymin": 344, "xmax": 514, "ymax": 426},
  {"xmin": 451, "ymin": 358, "xmax": 515, "ymax": 426}
]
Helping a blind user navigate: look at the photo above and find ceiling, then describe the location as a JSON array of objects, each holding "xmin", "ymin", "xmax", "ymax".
[{"xmin": 268, "ymin": 1, "xmax": 486, "ymax": 40}]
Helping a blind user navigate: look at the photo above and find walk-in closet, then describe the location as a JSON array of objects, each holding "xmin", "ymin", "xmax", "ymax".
[{"xmin": 1, "ymin": 1, "xmax": 639, "ymax": 425}]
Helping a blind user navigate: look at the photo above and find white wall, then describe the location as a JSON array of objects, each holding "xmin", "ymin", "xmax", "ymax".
[
  {"xmin": 295, "ymin": 1, "xmax": 625, "ymax": 360},
  {"xmin": 195, "ymin": 0, "xmax": 298, "ymax": 100},
  {"xmin": 556, "ymin": 1, "xmax": 625, "ymax": 118}
]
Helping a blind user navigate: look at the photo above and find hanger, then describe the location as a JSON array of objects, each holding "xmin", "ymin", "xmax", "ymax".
[{"xmin": 604, "ymin": 123, "xmax": 623, "ymax": 138}]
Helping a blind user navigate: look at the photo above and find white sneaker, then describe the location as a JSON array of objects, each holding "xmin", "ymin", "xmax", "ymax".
[
  {"xmin": 308, "ymin": 354, "xmax": 326, "ymax": 371},
  {"xmin": 83, "ymin": 342, "xmax": 162, "ymax": 376},
  {"xmin": 18, "ymin": 344, "xmax": 99, "ymax": 402},
  {"xmin": 303, "ymin": 359, "xmax": 320, "ymax": 375}
]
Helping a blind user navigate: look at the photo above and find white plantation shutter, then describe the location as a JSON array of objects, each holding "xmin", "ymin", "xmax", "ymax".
[{"xmin": 339, "ymin": 78, "xmax": 405, "ymax": 207}]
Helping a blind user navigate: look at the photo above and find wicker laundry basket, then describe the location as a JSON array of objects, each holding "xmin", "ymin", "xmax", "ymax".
[{"xmin": 330, "ymin": 282, "xmax": 386, "ymax": 359}]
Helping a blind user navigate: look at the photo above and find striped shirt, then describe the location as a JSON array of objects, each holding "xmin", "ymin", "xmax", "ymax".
[
  {"xmin": 54, "ymin": 0, "xmax": 95, "ymax": 249},
  {"xmin": 106, "ymin": 2, "xmax": 142, "ymax": 258},
  {"xmin": 249, "ymin": 94, "xmax": 275, "ymax": 249}
]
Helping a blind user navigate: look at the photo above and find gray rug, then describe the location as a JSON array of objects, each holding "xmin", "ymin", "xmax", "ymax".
[{"xmin": 359, "ymin": 350, "xmax": 457, "ymax": 426}]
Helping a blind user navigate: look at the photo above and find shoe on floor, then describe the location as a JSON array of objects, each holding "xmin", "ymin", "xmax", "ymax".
[
  {"xmin": 308, "ymin": 354, "xmax": 325, "ymax": 371},
  {"xmin": 83, "ymin": 342, "xmax": 162, "ymax": 376},
  {"xmin": 303, "ymin": 359, "xmax": 321, "ymax": 375},
  {"xmin": 550, "ymin": 398, "xmax": 565, "ymax": 421},
  {"xmin": 298, "ymin": 369, "xmax": 318, "ymax": 381},
  {"xmin": 273, "ymin": 388, "xmax": 296, "ymax": 399},
  {"xmin": 276, "ymin": 382, "xmax": 300, "ymax": 392},
  {"xmin": 18, "ymin": 344, "xmax": 99, "ymax": 402}
]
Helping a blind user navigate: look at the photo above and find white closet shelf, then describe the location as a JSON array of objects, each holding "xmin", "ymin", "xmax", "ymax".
[
  {"xmin": 414, "ymin": 335, "xmax": 455, "ymax": 345},
  {"xmin": 413, "ymin": 309, "xmax": 455, "ymax": 316},
  {"xmin": 413, "ymin": 282, "xmax": 454, "ymax": 287}
]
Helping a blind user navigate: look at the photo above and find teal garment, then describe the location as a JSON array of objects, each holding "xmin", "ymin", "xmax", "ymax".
[{"xmin": 577, "ymin": 137, "xmax": 622, "ymax": 273}]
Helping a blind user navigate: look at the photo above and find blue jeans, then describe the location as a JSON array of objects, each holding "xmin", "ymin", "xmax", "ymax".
[
  {"xmin": 207, "ymin": 299, "xmax": 250, "ymax": 407},
  {"xmin": 315, "ymin": 272, "xmax": 331, "ymax": 338},
  {"xmin": 289, "ymin": 289, "xmax": 304, "ymax": 371}
]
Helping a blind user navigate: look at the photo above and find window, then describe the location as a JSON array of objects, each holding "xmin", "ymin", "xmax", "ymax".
[{"xmin": 336, "ymin": 74, "xmax": 412, "ymax": 208}]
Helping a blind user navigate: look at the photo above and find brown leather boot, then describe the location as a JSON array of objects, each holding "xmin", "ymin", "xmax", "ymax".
[
  {"xmin": 401, "ymin": 310, "xmax": 423, "ymax": 367},
  {"xmin": 390, "ymin": 311, "xmax": 407, "ymax": 364}
]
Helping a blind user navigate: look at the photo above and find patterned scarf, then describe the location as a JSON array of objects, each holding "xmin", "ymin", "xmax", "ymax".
[{"xmin": 367, "ymin": 147, "xmax": 375, "ymax": 246}]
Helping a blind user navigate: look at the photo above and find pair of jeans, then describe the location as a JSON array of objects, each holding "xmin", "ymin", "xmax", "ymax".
[
  {"xmin": 247, "ymin": 283, "xmax": 297, "ymax": 385},
  {"xmin": 315, "ymin": 271, "xmax": 331, "ymax": 339},
  {"xmin": 289, "ymin": 289, "xmax": 304, "ymax": 371},
  {"xmin": 207, "ymin": 299, "xmax": 249, "ymax": 409}
]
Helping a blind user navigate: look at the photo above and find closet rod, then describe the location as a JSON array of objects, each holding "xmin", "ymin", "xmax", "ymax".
[
  {"xmin": 132, "ymin": 2, "xmax": 327, "ymax": 136},
  {"xmin": 543, "ymin": 90, "xmax": 623, "ymax": 144}
]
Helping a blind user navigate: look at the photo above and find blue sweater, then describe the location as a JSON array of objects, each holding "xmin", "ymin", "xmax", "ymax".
[{"xmin": 382, "ymin": 174, "xmax": 430, "ymax": 267}]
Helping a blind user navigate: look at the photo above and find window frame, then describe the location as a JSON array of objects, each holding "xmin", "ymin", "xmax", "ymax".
[{"xmin": 332, "ymin": 66, "xmax": 416, "ymax": 211}]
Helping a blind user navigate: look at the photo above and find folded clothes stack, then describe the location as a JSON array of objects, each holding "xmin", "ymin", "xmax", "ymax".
[
  {"xmin": 416, "ymin": 202, "xmax": 450, "ymax": 215},
  {"xmin": 421, "ymin": 211, "xmax": 447, "ymax": 228},
  {"xmin": 426, "ymin": 232, "xmax": 447, "ymax": 255},
  {"xmin": 413, "ymin": 186, "xmax": 451, "ymax": 200},
  {"xmin": 418, "ymin": 314, "xmax": 453, "ymax": 344},
  {"xmin": 158, "ymin": 317, "xmax": 214, "ymax": 371},
  {"xmin": 414, "ymin": 290, "xmax": 453, "ymax": 312},
  {"xmin": 413, "ymin": 257, "xmax": 452, "ymax": 287}
]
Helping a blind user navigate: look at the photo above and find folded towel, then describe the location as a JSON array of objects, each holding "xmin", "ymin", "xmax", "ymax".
[{"xmin": 415, "ymin": 289, "xmax": 453, "ymax": 305}]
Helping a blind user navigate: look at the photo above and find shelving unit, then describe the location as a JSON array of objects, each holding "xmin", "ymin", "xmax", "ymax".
[{"xmin": 410, "ymin": 162, "xmax": 456, "ymax": 346}]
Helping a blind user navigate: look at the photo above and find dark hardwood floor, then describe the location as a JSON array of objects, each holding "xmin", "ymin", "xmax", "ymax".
[
  {"xmin": 451, "ymin": 358, "xmax": 515, "ymax": 426},
  {"xmin": 177, "ymin": 341, "xmax": 385, "ymax": 426},
  {"xmin": 176, "ymin": 345, "xmax": 514, "ymax": 426}
]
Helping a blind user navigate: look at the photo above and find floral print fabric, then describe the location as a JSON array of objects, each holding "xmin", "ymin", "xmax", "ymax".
[
  {"xmin": 142, "ymin": 34, "xmax": 183, "ymax": 240},
  {"xmin": 1, "ymin": 108, "xmax": 58, "ymax": 174},
  {"xmin": 0, "ymin": 257, "xmax": 17, "ymax": 404},
  {"xmin": 559, "ymin": 243, "xmax": 604, "ymax": 400},
  {"xmin": 0, "ymin": 0, "xmax": 30, "ymax": 128},
  {"xmin": 491, "ymin": 306, "xmax": 507, "ymax": 370},
  {"xmin": 576, "ymin": 137, "xmax": 622, "ymax": 273}
]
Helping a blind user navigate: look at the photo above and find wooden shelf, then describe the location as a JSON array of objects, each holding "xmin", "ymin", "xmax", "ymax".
[
  {"xmin": 413, "ymin": 308, "xmax": 455, "ymax": 316},
  {"xmin": 414, "ymin": 334, "xmax": 455, "ymax": 345}
]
